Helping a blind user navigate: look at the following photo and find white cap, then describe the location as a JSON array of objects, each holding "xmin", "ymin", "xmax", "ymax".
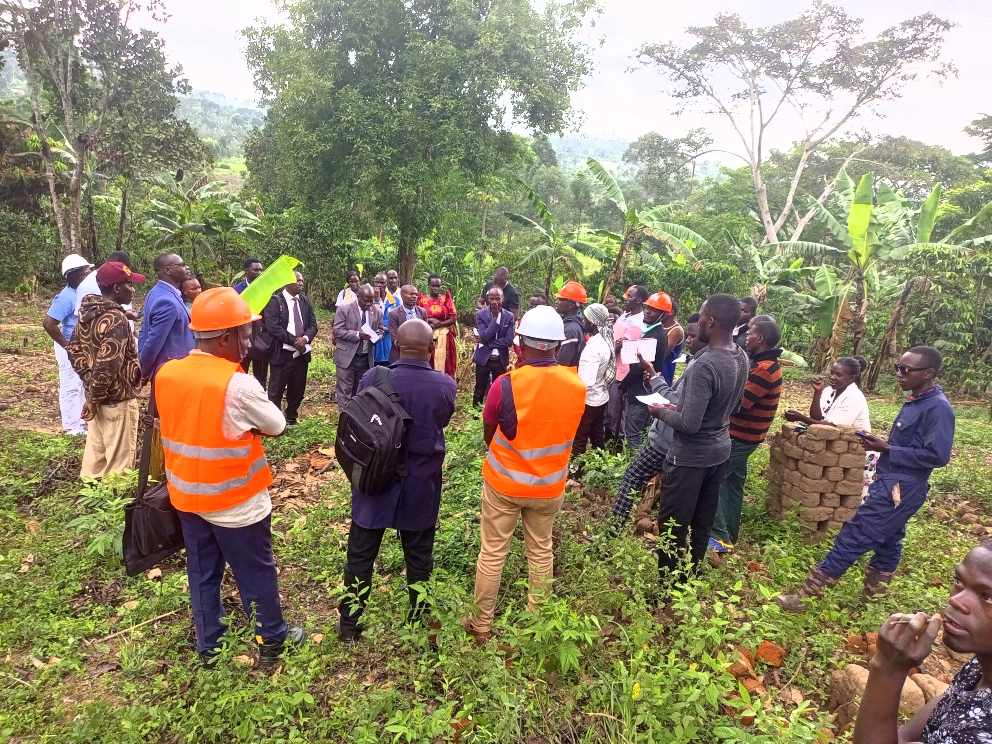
[
  {"xmin": 517, "ymin": 305, "xmax": 565, "ymax": 345},
  {"xmin": 61, "ymin": 254, "xmax": 93, "ymax": 276}
]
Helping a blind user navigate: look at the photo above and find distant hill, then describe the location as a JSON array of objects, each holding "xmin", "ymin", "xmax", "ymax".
[
  {"xmin": 177, "ymin": 92, "xmax": 266, "ymax": 159},
  {"xmin": 551, "ymin": 135, "xmax": 631, "ymax": 174}
]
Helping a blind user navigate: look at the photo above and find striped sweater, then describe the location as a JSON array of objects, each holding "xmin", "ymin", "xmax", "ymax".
[{"xmin": 729, "ymin": 348, "xmax": 783, "ymax": 443}]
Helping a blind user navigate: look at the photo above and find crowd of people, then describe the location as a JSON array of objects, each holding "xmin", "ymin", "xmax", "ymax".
[{"xmin": 40, "ymin": 254, "xmax": 992, "ymax": 741}]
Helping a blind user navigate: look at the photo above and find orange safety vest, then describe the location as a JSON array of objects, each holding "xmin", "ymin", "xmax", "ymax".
[
  {"xmin": 155, "ymin": 351, "xmax": 273, "ymax": 513},
  {"xmin": 482, "ymin": 364, "xmax": 587, "ymax": 498}
]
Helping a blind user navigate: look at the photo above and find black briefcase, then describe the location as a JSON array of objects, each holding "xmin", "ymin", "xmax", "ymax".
[{"xmin": 122, "ymin": 385, "xmax": 185, "ymax": 577}]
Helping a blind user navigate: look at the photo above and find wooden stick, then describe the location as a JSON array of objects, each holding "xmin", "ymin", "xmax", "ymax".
[{"xmin": 85, "ymin": 609, "xmax": 182, "ymax": 644}]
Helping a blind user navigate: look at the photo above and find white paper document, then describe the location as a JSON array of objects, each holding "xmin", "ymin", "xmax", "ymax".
[
  {"xmin": 620, "ymin": 338, "xmax": 657, "ymax": 365},
  {"xmin": 361, "ymin": 321, "xmax": 381, "ymax": 344},
  {"xmin": 636, "ymin": 393, "xmax": 670, "ymax": 407}
]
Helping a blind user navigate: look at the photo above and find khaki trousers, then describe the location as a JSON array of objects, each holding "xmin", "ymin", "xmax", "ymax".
[
  {"xmin": 81, "ymin": 399, "xmax": 139, "ymax": 479},
  {"xmin": 467, "ymin": 479, "xmax": 565, "ymax": 633}
]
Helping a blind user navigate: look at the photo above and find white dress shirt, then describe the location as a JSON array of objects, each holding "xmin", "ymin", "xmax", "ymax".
[{"xmin": 282, "ymin": 289, "xmax": 312, "ymax": 357}]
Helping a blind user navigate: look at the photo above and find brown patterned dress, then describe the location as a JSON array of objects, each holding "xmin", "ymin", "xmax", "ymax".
[{"xmin": 68, "ymin": 295, "xmax": 140, "ymax": 405}]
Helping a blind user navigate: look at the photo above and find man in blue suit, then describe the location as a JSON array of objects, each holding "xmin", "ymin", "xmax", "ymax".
[
  {"xmin": 472, "ymin": 286, "xmax": 515, "ymax": 407},
  {"xmin": 137, "ymin": 253, "xmax": 196, "ymax": 382}
]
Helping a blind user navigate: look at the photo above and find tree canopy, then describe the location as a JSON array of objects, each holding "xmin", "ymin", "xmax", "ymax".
[{"xmin": 244, "ymin": 0, "xmax": 600, "ymax": 282}]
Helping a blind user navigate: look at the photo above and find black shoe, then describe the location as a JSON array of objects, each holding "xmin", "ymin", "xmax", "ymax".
[
  {"xmin": 199, "ymin": 648, "xmax": 221, "ymax": 668},
  {"xmin": 336, "ymin": 620, "xmax": 363, "ymax": 646},
  {"xmin": 257, "ymin": 626, "xmax": 306, "ymax": 669},
  {"xmin": 285, "ymin": 419, "xmax": 298, "ymax": 427}
]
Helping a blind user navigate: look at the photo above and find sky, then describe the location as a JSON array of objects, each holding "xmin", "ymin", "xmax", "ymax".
[{"xmin": 143, "ymin": 0, "xmax": 992, "ymax": 159}]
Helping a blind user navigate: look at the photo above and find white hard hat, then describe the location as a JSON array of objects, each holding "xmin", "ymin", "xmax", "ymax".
[
  {"xmin": 61, "ymin": 254, "xmax": 93, "ymax": 276},
  {"xmin": 517, "ymin": 305, "xmax": 565, "ymax": 344}
]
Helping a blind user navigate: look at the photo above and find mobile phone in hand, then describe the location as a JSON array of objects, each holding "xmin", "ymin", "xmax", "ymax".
[{"xmin": 855, "ymin": 431, "xmax": 868, "ymax": 438}]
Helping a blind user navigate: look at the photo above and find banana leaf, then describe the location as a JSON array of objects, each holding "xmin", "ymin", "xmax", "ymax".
[
  {"xmin": 586, "ymin": 157, "xmax": 628, "ymax": 214},
  {"xmin": 846, "ymin": 172, "xmax": 875, "ymax": 265},
  {"xmin": 915, "ymin": 183, "xmax": 942, "ymax": 243}
]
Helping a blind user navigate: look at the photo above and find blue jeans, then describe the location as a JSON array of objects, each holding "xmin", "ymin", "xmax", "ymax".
[
  {"xmin": 178, "ymin": 510, "xmax": 287, "ymax": 653},
  {"xmin": 624, "ymin": 400, "xmax": 652, "ymax": 451},
  {"xmin": 819, "ymin": 477, "xmax": 929, "ymax": 578}
]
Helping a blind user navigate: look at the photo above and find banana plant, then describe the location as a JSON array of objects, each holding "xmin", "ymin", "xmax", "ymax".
[
  {"xmin": 766, "ymin": 169, "xmax": 992, "ymax": 356},
  {"xmin": 585, "ymin": 157, "xmax": 712, "ymax": 298},
  {"xmin": 506, "ymin": 181, "xmax": 609, "ymax": 299},
  {"xmin": 142, "ymin": 174, "xmax": 263, "ymax": 274}
]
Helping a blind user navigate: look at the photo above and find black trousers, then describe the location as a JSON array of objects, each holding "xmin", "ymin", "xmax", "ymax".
[
  {"xmin": 656, "ymin": 458, "xmax": 731, "ymax": 576},
  {"xmin": 339, "ymin": 522, "xmax": 436, "ymax": 632},
  {"xmin": 572, "ymin": 403, "xmax": 607, "ymax": 457},
  {"xmin": 240, "ymin": 354, "xmax": 269, "ymax": 391},
  {"xmin": 473, "ymin": 356, "xmax": 507, "ymax": 407},
  {"xmin": 268, "ymin": 351, "xmax": 310, "ymax": 424}
]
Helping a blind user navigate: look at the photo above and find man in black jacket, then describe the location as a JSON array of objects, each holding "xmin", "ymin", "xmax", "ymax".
[
  {"xmin": 555, "ymin": 281, "xmax": 587, "ymax": 368},
  {"xmin": 263, "ymin": 269, "xmax": 318, "ymax": 425},
  {"xmin": 619, "ymin": 292, "xmax": 669, "ymax": 450}
]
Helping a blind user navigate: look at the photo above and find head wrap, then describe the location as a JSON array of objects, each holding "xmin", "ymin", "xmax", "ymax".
[{"xmin": 584, "ymin": 303, "xmax": 616, "ymax": 386}]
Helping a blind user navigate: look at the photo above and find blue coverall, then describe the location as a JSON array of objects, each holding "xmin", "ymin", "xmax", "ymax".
[{"xmin": 819, "ymin": 386, "xmax": 955, "ymax": 578}]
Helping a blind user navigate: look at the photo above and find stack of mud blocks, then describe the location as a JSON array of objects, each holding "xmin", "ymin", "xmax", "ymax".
[{"xmin": 767, "ymin": 423, "xmax": 866, "ymax": 543}]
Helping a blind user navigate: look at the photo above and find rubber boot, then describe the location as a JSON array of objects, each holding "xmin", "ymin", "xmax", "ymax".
[
  {"xmin": 862, "ymin": 566, "xmax": 895, "ymax": 604},
  {"xmin": 258, "ymin": 625, "xmax": 306, "ymax": 670},
  {"xmin": 774, "ymin": 565, "xmax": 839, "ymax": 614}
]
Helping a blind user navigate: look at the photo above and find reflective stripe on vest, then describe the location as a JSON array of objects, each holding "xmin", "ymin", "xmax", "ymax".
[
  {"xmin": 156, "ymin": 351, "xmax": 274, "ymax": 513},
  {"xmin": 481, "ymin": 364, "xmax": 587, "ymax": 498},
  {"xmin": 161, "ymin": 436, "xmax": 253, "ymax": 461},
  {"xmin": 166, "ymin": 452, "xmax": 271, "ymax": 496}
]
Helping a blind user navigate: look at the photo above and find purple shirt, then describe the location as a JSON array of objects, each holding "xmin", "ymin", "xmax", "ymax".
[{"xmin": 350, "ymin": 359, "xmax": 457, "ymax": 531}]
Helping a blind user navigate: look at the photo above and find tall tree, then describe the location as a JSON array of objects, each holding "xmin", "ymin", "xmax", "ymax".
[
  {"xmin": 637, "ymin": 3, "xmax": 953, "ymax": 245},
  {"xmin": 622, "ymin": 129, "xmax": 713, "ymax": 202},
  {"xmin": 966, "ymin": 115, "xmax": 992, "ymax": 167},
  {"xmin": 245, "ymin": 0, "xmax": 599, "ymax": 284},
  {"xmin": 0, "ymin": 0, "xmax": 200, "ymax": 257}
]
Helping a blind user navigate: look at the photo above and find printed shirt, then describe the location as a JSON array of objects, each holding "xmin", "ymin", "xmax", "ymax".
[
  {"xmin": 47, "ymin": 285, "xmax": 79, "ymax": 340},
  {"xmin": 922, "ymin": 657, "xmax": 992, "ymax": 743},
  {"xmin": 68, "ymin": 295, "xmax": 141, "ymax": 405},
  {"xmin": 374, "ymin": 292, "xmax": 399, "ymax": 363},
  {"xmin": 614, "ymin": 313, "xmax": 645, "ymax": 381},
  {"xmin": 729, "ymin": 348, "xmax": 783, "ymax": 443}
]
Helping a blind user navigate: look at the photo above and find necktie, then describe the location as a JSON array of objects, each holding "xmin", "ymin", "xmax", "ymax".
[
  {"xmin": 293, "ymin": 296, "xmax": 305, "ymax": 340},
  {"xmin": 361, "ymin": 309, "xmax": 369, "ymax": 354}
]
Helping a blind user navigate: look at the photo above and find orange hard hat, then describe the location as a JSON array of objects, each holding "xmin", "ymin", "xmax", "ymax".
[
  {"xmin": 556, "ymin": 281, "xmax": 588, "ymax": 303},
  {"xmin": 644, "ymin": 291, "xmax": 673, "ymax": 313},
  {"xmin": 188, "ymin": 287, "xmax": 261, "ymax": 332}
]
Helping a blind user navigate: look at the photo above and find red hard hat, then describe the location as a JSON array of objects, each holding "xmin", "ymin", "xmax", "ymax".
[
  {"xmin": 556, "ymin": 281, "xmax": 588, "ymax": 303},
  {"xmin": 644, "ymin": 292, "xmax": 673, "ymax": 313}
]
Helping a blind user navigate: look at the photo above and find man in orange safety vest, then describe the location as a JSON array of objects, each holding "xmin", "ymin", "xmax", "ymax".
[
  {"xmin": 156, "ymin": 287, "xmax": 305, "ymax": 668},
  {"xmin": 461, "ymin": 305, "xmax": 587, "ymax": 642}
]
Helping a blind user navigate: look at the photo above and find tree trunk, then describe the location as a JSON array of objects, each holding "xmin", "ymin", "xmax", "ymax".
[
  {"xmin": 752, "ymin": 167, "xmax": 779, "ymax": 246},
  {"xmin": 115, "ymin": 185, "xmax": 128, "ymax": 253},
  {"xmin": 397, "ymin": 234, "xmax": 417, "ymax": 285},
  {"xmin": 479, "ymin": 201, "xmax": 489, "ymax": 264},
  {"xmin": 864, "ymin": 279, "xmax": 913, "ymax": 392},
  {"xmin": 851, "ymin": 277, "xmax": 868, "ymax": 357},
  {"xmin": 602, "ymin": 231, "xmax": 637, "ymax": 300},
  {"xmin": 86, "ymin": 187, "xmax": 98, "ymax": 262},
  {"xmin": 544, "ymin": 250, "xmax": 555, "ymax": 299}
]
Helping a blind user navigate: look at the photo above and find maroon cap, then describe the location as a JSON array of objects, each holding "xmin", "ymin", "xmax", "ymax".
[{"xmin": 96, "ymin": 261, "xmax": 146, "ymax": 286}]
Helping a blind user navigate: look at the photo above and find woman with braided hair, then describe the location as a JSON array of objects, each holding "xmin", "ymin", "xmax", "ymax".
[{"xmin": 572, "ymin": 303, "xmax": 616, "ymax": 457}]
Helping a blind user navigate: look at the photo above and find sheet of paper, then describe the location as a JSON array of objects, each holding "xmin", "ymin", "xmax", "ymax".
[
  {"xmin": 636, "ymin": 393, "xmax": 670, "ymax": 407},
  {"xmin": 620, "ymin": 338, "xmax": 657, "ymax": 365},
  {"xmin": 361, "ymin": 321, "xmax": 381, "ymax": 344}
]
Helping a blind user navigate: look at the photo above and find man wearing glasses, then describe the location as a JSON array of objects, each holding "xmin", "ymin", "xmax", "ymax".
[
  {"xmin": 776, "ymin": 346, "xmax": 956, "ymax": 613},
  {"xmin": 137, "ymin": 252, "xmax": 196, "ymax": 383}
]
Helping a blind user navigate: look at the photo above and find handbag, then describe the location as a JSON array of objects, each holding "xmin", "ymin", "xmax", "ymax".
[{"xmin": 122, "ymin": 383, "xmax": 185, "ymax": 576}]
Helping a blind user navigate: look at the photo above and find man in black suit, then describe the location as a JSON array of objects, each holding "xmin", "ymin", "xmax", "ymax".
[
  {"xmin": 263, "ymin": 269, "xmax": 319, "ymax": 425},
  {"xmin": 387, "ymin": 285, "xmax": 428, "ymax": 362}
]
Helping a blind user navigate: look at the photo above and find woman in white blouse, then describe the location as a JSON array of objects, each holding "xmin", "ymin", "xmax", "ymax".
[
  {"xmin": 572, "ymin": 303, "xmax": 616, "ymax": 457},
  {"xmin": 784, "ymin": 356, "xmax": 876, "ymax": 495}
]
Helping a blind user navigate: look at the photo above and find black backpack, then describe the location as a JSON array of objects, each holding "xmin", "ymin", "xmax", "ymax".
[{"xmin": 335, "ymin": 366, "xmax": 413, "ymax": 495}]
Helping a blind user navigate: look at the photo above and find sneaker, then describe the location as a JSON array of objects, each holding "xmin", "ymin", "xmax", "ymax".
[{"xmin": 708, "ymin": 537, "xmax": 734, "ymax": 553}]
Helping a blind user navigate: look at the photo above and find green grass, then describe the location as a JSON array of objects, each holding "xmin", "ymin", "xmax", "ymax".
[{"xmin": 0, "ymin": 391, "xmax": 988, "ymax": 742}]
